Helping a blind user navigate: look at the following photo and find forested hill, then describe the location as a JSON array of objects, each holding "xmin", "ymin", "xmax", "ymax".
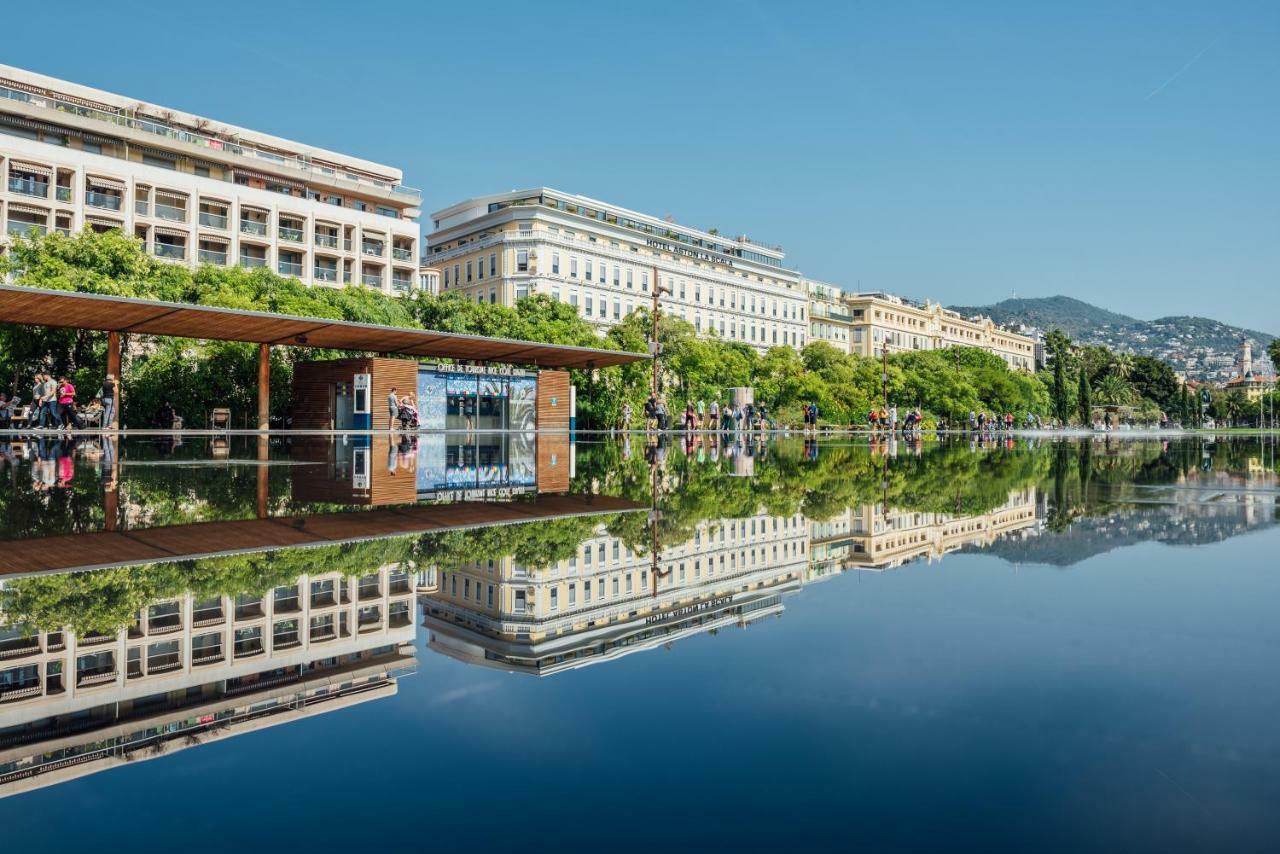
[{"xmin": 948, "ymin": 296, "xmax": 1275, "ymax": 380}]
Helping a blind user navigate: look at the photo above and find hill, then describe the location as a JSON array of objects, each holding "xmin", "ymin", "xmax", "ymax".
[{"xmin": 948, "ymin": 296, "xmax": 1276, "ymax": 381}]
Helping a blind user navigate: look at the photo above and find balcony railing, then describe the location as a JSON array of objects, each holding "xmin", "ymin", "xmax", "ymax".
[
  {"xmin": 7, "ymin": 221, "xmax": 47, "ymax": 237},
  {"xmin": 154, "ymin": 202, "xmax": 187, "ymax": 222},
  {"xmin": 392, "ymin": 247, "xmax": 413, "ymax": 261},
  {"xmin": 362, "ymin": 242, "xmax": 384, "ymax": 257},
  {"xmin": 76, "ymin": 668, "xmax": 117, "ymax": 687},
  {"xmin": 361, "ymin": 273, "xmax": 383, "ymax": 288},
  {"xmin": 135, "ymin": 200, "xmax": 149, "ymax": 216},
  {"xmin": 343, "ymin": 238, "xmax": 352, "ymax": 251},
  {"xmin": 198, "ymin": 248, "xmax": 227, "ymax": 265},
  {"xmin": 278, "ymin": 225, "xmax": 304, "ymax": 243},
  {"xmin": 278, "ymin": 260, "xmax": 303, "ymax": 277},
  {"xmin": 8, "ymin": 176, "xmax": 48, "ymax": 197},
  {"xmin": 314, "ymin": 266, "xmax": 337, "ymax": 282},
  {"xmin": 392, "ymin": 277, "xmax": 412, "ymax": 292},
  {"xmin": 240, "ymin": 219, "xmax": 268, "ymax": 236},
  {"xmin": 240, "ymin": 255, "xmax": 267, "ymax": 268},
  {"xmin": 56, "ymin": 185, "xmax": 73, "ymax": 202},
  {"xmin": 314, "ymin": 233, "xmax": 339, "ymax": 248},
  {"xmin": 153, "ymin": 242, "xmax": 187, "ymax": 260},
  {"xmin": 85, "ymin": 190, "xmax": 122, "ymax": 210},
  {"xmin": 0, "ymin": 83, "xmax": 421, "ymax": 206},
  {"xmin": 199, "ymin": 211, "xmax": 228, "ymax": 229}
]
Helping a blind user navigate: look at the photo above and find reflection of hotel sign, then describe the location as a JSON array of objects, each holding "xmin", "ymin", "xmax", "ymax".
[
  {"xmin": 421, "ymin": 486, "xmax": 533, "ymax": 501},
  {"xmin": 645, "ymin": 596, "xmax": 733, "ymax": 625},
  {"xmin": 424, "ymin": 363, "xmax": 530, "ymax": 377}
]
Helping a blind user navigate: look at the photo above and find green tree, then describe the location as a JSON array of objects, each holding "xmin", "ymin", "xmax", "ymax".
[{"xmin": 1077, "ymin": 370, "xmax": 1092, "ymax": 426}]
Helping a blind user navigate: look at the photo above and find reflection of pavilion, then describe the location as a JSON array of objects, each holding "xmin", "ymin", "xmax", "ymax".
[
  {"xmin": 420, "ymin": 510, "xmax": 810, "ymax": 675},
  {"xmin": 290, "ymin": 432, "xmax": 573, "ymax": 506},
  {"xmin": 0, "ymin": 564, "xmax": 416, "ymax": 798},
  {"xmin": 808, "ymin": 488, "xmax": 1041, "ymax": 575}
]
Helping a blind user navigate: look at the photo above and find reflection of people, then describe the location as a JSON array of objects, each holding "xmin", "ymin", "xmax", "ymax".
[{"xmin": 387, "ymin": 387, "xmax": 400, "ymax": 430}]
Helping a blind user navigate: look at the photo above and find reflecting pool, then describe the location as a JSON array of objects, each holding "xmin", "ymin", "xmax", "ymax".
[{"xmin": 0, "ymin": 433, "xmax": 1277, "ymax": 852}]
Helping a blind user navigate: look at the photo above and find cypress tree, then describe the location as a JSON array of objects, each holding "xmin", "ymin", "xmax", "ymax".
[{"xmin": 1077, "ymin": 370, "xmax": 1092, "ymax": 426}]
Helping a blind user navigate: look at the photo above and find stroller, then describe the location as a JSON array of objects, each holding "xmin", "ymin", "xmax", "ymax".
[{"xmin": 397, "ymin": 403, "xmax": 419, "ymax": 429}]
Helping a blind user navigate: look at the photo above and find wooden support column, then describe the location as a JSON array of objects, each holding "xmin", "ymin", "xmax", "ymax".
[
  {"xmin": 256, "ymin": 435, "xmax": 269, "ymax": 519},
  {"xmin": 257, "ymin": 343, "xmax": 270, "ymax": 431},
  {"xmin": 106, "ymin": 330, "xmax": 121, "ymax": 430}
]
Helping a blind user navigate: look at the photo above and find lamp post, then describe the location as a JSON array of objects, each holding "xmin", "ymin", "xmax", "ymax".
[{"xmin": 650, "ymin": 265, "xmax": 672, "ymax": 402}]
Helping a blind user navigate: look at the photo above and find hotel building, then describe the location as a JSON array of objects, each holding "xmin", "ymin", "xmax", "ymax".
[
  {"xmin": 807, "ymin": 279, "xmax": 1038, "ymax": 372},
  {"xmin": 426, "ymin": 189, "xmax": 810, "ymax": 353},
  {"xmin": 0, "ymin": 64, "xmax": 421, "ymax": 294}
]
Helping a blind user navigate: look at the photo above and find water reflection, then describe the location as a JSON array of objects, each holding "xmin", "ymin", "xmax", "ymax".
[{"xmin": 0, "ymin": 433, "xmax": 1277, "ymax": 804}]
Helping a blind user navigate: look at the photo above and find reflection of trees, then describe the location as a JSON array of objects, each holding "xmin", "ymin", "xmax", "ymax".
[{"xmin": 1, "ymin": 537, "xmax": 418, "ymax": 636}]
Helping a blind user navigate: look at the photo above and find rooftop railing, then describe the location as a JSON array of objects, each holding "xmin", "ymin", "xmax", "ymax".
[{"xmin": 1, "ymin": 82, "xmax": 421, "ymax": 202}]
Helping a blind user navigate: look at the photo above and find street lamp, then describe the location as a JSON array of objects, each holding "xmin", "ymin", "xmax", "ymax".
[{"xmin": 649, "ymin": 265, "xmax": 672, "ymax": 402}]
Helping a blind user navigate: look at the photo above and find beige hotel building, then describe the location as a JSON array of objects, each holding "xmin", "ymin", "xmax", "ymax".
[
  {"xmin": 807, "ymin": 279, "xmax": 1039, "ymax": 372},
  {"xmin": 426, "ymin": 188, "xmax": 810, "ymax": 353},
  {"xmin": 0, "ymin": 64, "xmax": 421, "ymax": 294}
]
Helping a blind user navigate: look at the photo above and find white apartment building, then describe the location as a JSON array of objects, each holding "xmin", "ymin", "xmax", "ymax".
[
  {"xmin": 0, "ymin": 64, "xmax": 421, "ymax": 294},
  {"xmin": 426, "ymin": 189, "xmax": 810, "ymax": 352},
  {"xmin": 805, "ymin": 279, "xmax": 1038, "ymax": 372}
]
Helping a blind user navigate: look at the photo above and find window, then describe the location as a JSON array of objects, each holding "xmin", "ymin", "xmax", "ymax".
[
  {"xmin": 488, "ymin": 585, "xmax": 494, "ymax": 606},
  {"xmin": 613, "ymin": 266, "xmax": 620, "ymax": 286},
  {"xmin": 443, "ymin": 267, "xmax": 450, "ymax": 287},
  {"xmin": 584, "ymin": 580, "xmax": 591, "ymax": 602},
  {"xmin": 585, "ymin": 295, "xmax": 594, "ymax": 315},
  {"xmin": 569, "ymin": 583, "xmax": 577, "ymax": 606},
  {"xmin": 517, "ymin": 250, "xmax": 528, "ymax": 272},
  {"xmin": 642, "ymin": 272, "xmax": 650, "ymax": 292},
  {"xmin": 552, "ymin": 253, "xmax": 560, "ymax": 275},
  {"xmin": 550, "ymin": 588, "xmax": 559, "ymax": 610},
  {"xmin": 613, "ymin": 300, "xmax": 621, "ymax": 320},
  {"xmin": 466, "ymin": 260, "xmax": 473, "ymax": 282},
  {"xmin": 598, "ymin": 299, "xmax": 607, "ymax": 318},
  {"xmin": 585, "ymin": 260, "xmax": 593, "ymax": 281},
  {"xmin": 489, "ymin": 253, "xmax": 497, "ymax": 276},
  {"xmin": 626, "ymin": 269, "xmax": 633, "ymax": 288},
  {"xmin": 570, "ymin": 257, "xmax": 578, "ymax": 278}
]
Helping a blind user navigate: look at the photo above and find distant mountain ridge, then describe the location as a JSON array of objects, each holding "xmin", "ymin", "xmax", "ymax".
[{"xmin": 947, "ymin": 296, "xmax": 1275, "ymax": 380}]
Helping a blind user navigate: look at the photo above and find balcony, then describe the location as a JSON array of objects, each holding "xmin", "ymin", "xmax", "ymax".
[
  {"xmin": 154, "ymin": 203, "xmax": 187, "ymax": 222},
  {"xmin": 314, "ymin": 265, "xmax": 337, "ymax": 282},
  {"xmin": 392, "ymin": 246, "xmax": 413, "ymax": 261},
  {"xmin": 85, "ymin": 190, "xmax": 122, "ymax": 211},
  {"xmin": 314, "ymin": 233, "xmax": 339, "ymax": 249},
  {"xmin": 198, "ymin": 248, "xmax": 227, "ymax": 265},
  {"xmin": 278, "ymin": 225, "xmax": 304, "ymax": 243},
  {"xmin": 154, "ymin": 242, "xmax": 187, "ymax": 260},
  {"xmin": 135, "ymin": 199, "xmax": 149, "ymax": 216},
  {"xmin": 8, "ymin": 176, "xmax": 49, "ymax": 198},
  {"xmin": 6, "ymin": 220, "xmax": 47, "ymax": 237},
  {"xmin": 0, "ymin": 82, "xmax": 422, "ymax": 206},
  {"xmin": 193, "ymin": 603, "xmax": 224, "ymax": 627},
  {"xmin": 361, "ymin": 273, "xmax": 383, "ymax": 288},
  {"xmin": 361, "ymin": 241, "xmax": 384, "ymax": 257},
  {"xmin": 240, "ymin": 255, "xmax": 267, "ymax": 268},
  {"xmin": 56, "ymin": 185, "xmax": 73, "ymax": 202},
  {"xmin": 233, "ymin": 638, "xmax": 264, "ymax": 658},
  {"xmin": 392, "ymin": 276, "xmax": 412, "ymax": 293},
  {"xmin": 343, "ymin": 238, "xmax": 353, "ymax": 252},
  {"xmin": 76, "ymin": 667, "xmax": 117, "ymax": 687},
  {"xmin": 240, "ymin": 219, "xmax": 268, "ymax": 237},
  {"xmin": 278, "ymin": 260, "xmax": 303, "ymax": 277},
  {"xmin": 199, "ymin": 211, "xmax": 228, "ymax": 229}
]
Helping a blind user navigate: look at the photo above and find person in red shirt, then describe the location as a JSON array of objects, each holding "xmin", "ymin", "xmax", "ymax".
[{"xmin": 56, "ymin": 377, "xmax": 77, "ymax": 430}]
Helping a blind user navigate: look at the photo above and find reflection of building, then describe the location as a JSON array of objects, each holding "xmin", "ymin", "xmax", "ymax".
[
  {"xmin": 0, "ymin": 565, "xmax": 416, "ymax": 796},
  {"xmin": 426, "ymin": 188, "xmax": 809, "ymax": 353},
  {"xmin": 0, "ymin": 64, "xmax": 420, "ymax": 294},
  {"xmin": 808, "ymin": 488, "xmax": 1041, "ymax": 574},
  {"xmin": 291, "ymin": 432, "xmax": 573, "ymax": 506},
  {"xmin": 421, "ymin": 511, "xmax": 809, "ymax": 675}
]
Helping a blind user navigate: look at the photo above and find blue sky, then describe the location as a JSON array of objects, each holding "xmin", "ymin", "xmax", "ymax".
[{"xmin": 9, "ymin": 1, "xmax": 1278, "ymax": 330}]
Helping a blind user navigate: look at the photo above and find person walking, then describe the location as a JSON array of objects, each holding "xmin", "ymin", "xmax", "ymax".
[
  {"xmin": 56, "ymin": 377, "xmax": 76, "ymax": 430},
  {"xmin": 386, "ymin": 387, "xmax": 399, "ymax": 430},
  {"xmin": 697, "ymin": 399, "xmax": 706, "ymax": 429},
  {"xmin": 709, "ymin": 399, "xmax": 719, "ymax": 430},
  {"xmin": 621, "ymin": 401, "xmax": 633, "ymax": 432},
  {"xmin": 99, "ymin": 372, "xmax": 117, "ymax": 430}
]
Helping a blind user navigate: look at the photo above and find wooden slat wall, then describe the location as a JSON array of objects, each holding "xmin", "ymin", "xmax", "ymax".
[
  {"xmin": 536, "ymin": 433, "xmax": 572, "ymax": 493},
  {"xmin": 292, "ymin": 358, "xmax": 417, "ymax": 430},
  {"xmin": 369, "ymin": 358, "xmax": 419, "ymax": 431},
  {"xmin": 537, "ymin": 371, "xmax": 572, "ymax": 430}
]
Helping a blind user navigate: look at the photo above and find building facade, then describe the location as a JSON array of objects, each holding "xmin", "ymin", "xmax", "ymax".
[
  {"xmin": 805, "ymin": 280, "xmax": 1038, "ymax": 372},
  {"xmin": 426, "ymin": 189, "xmax": 810, "ymax": 353},
  {"xmin": 0, "ymin": 64, "xmax": 421, "ymax": 294}
]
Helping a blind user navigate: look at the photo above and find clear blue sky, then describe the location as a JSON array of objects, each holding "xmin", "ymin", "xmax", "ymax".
[{"xmin": 10, "ymin": 1, "xmax": 1278, "ymax": 330}]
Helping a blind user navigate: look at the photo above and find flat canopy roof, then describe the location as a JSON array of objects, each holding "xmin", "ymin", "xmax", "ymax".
[{"xmin": 0, "ymin": 284, "xmax": 649, "ymax": 369}]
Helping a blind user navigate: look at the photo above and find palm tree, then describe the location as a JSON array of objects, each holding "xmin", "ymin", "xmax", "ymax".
[
  {"xmin": 1094, "ymin": 373, "xmax": 1134, "ymax": 405},
  {"xmin": 1110, "ymin": 352, "xmax": 1134, "ymax": 380}
]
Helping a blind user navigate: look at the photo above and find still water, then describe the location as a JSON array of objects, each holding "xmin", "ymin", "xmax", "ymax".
[{"xmin": 0, "ymin": 433, "xmax": 1277, "ymax": 852}]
